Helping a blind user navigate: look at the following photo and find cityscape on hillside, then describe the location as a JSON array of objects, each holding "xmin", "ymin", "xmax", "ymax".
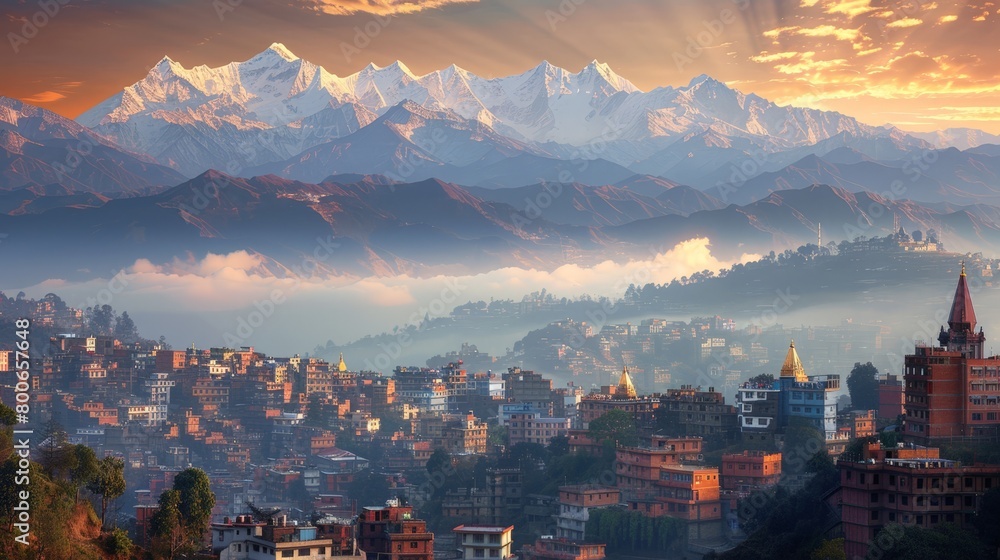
[{"xmin": 5, "ymin": 1, "xmax": 1000, "ymax": 559}]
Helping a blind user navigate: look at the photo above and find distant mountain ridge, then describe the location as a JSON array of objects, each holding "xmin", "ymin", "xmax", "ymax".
[
  {"xmin": 4, "ymin": 172, "xmax": 1000, "ymax": 286},
  {"xmin": 76, "ymin": 43, "xmax": 934, "ymax": 182},
  {"xmin": 0, "ymin": 96, "xmax": 185, "ymax": 192}
]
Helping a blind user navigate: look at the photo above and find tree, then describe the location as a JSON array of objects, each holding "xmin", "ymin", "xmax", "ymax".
[
  {"xmin": 588, "ymin": 409, "xmax": 639, "ymax": 447},
  {"xmin": 150, "ymin": 489, "xmax": 184, "ymax": 559},
  {"xmin": 487, "ymin": 424, "xmax": 508, "ymax": 449},
  {"xmin": 0, "ymin": 403, "xmax": 16, "ymax": 426},
  {"xmin": 748, "ymin": 373, "xmax": 775, "ymax": 386},
  {"xmin": 847, "ymin": 362, "xmax": 880, "ymax": 412},
  {"xmin": 547, "ymin": 434, "xmax": 569, "ymax": 456},
  {"xmin": 113, "ymin": 311, "xmax": 139, "ymax": 342},
  {"xmin": 86, "ymin": 304, "xmax": 115, "ymax": 336},
  {"xmin": 173, "ymin": 467, "xmax": 216, "ymax": 546},
  {"xmin": 810, "ymin": 538, "xmax": 846, "ymax": 560},
  {"xmin": 87, "ymin": 455, "xmax": 126, "ymax": 528},
  {"xmin": 875, "ymin": 523, "xmax": 991, "ymax": 560},
  {"xmin": 70, "ymin": 444, "xmax": 99, "ymax": 503},
  {"xmin": 426, "ymin": 448, "xmax": 450, "ymax": 477},
  {"xmin": 39, "ymin": 419, "xmax": 74, "ymax": 480},
  {"xmin": 105, "ymin": 527, "xmax": 134, "ymax": 560}
]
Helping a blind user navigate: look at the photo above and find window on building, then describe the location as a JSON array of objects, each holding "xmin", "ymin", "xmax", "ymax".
[
  {"xmin": 281, "ymin": 551, "xmax": 293, "ymax": 558},
  {"xmin": 870, "ymin": 492, "xmax": 878, "ymax": 503},
  {"xmin": 411, "ymin": 542, "xmax": 418, "ymax": 549},
  {"xmin": 871, "ymin": 510, "xmax": 879, "ymax": 521},
  {"xmin": 298, "ymin": 549, "xmax": 309, "ymax": 556},
  {"xmin": 475, "ymin": 549, "xmax": 485, "ymax": 558}
]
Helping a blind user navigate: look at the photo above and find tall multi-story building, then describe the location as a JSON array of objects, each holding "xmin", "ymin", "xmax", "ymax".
[
  {"xmin": 555, "ymin": 485, "xmax": 620, "ymax": 541},
  {"xmin": 736, "ymin": 341, "xmax": 840, "ymax": 441},
  {"xmin": 838, "ymin": 441, "xmax": 1000, "ymax": 560},
  {"xmin": 507, "ymin": 412, "xmax": 570, "ymax": 446},
  {"xmin": 658, "ymin": 385, "xmax": 738, "ymax": 442},
  {"xmin": 877, "ymin": 374, "xmax": 904, "ymax": 419},
  {"xmin": 504, "ymin": 367, "xmax": 554, "ymax": 415},
  {"xmin": 358, "ymin": 500, "xmax": 434, "ymax": 560},
  {"xmin": 720, "ymin": 451, "xmax": 781, "ymax": 493},
  {"xmin": 211, "ymin": 514, "xmax": 362, "ymax": 560},
  {"xmin": 904, "ymin": 266, "xmax": 1000, "ymax": 444},
  {"xmin": 453, "ymin": 525, "xmax": 514, "ymax": 560},
  {"xmin": 579, "ymin": 367, "xmax": 659, "ymax": 429},
  {"xmin": 615, "ymin": 435, "xmax": 703, "ymax": 500}
]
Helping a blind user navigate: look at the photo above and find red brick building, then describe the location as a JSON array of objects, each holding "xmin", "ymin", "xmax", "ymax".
[
  {"xmin": 579, "ymin": 367, "xmax": 659, "ymax": 429},
  {"xmin": 522, "ymin": 537, "xmax": 606, "ymax": 560},
  {"xmin": 358, "ymin": 500, "xmax": 433, "ymax": 560},
  {"xmin": 878, "ymin": 374, "xmax": 904, "ymax": 419},
  {"xmin": 838, "ymin": 441, "xmax": 1000, "ymax": 560},
  {"xmin": 615, "ymin": 436, "xmax": 702, "ymax": 499},
  {"xmin": 721, "ymin": 451, "xmax": 781, "ymax": 493},
  {"xmin": 904, "ymin": 266, "xmax": 1000, "ymax": 444}
]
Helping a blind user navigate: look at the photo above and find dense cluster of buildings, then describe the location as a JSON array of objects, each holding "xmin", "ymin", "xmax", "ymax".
[{"xmin": 9, "ymin": 264, "xmax": 1000, "ymax": 560}]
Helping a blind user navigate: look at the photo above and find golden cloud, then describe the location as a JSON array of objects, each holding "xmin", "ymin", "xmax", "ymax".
[
  {"xmin": 885, "ymin": 17, "xmax": 923, "ymax": 28},
  {"xmin": 797, "ymin": 25, "xmax": 863, "ymax": 41},
  {"xmin": 299, "ymin": 0, "xmax": 479, "ymax": 16},
  {"xmin": 22, "ymin": 91, "xmax": 66, "ymax": 103},
  {"xmin": 823, "ymin": 0, "xmax": 876, "ymax": 18},
  {"xmin": 750, "ymin": 51, "xmax": 803, "ymax": 63},
  {"xmin": 938, "ymin": 14, "xmax": 958, "ymax": 22}
]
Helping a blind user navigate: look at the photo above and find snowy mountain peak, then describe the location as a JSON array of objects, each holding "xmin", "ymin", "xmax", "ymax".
[
  {"xmin": 266, "ymin": 42, "xmax": 299, "ymax": 61},
  {"xmin": 686, "ymin": 73, "xmax": 725, "ymax": 89},
  {"xmin": 385, "ymin": 60, "xmax": 416, "ymax": 78},
  {"xmin": 77, "ymin": 46, "xmax": 931, "ymax": 177}
]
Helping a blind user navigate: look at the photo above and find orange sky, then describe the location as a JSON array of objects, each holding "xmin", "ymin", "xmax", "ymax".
[{"xmin": 3, "ymin": 0, "xmax": 1000, "ymax": 133}]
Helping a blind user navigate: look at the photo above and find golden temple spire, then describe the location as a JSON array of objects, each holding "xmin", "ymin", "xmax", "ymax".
[
  {"xmin": 779, "ymin": 340, "xmax": 808, "ymax": 382},
  {"xmin": 617, "ymin": 364, "xmax": 637, "ymax": 398},
  {"xmin": 338, "ymin": 353, "xmax": 348, "ymax": 372}
]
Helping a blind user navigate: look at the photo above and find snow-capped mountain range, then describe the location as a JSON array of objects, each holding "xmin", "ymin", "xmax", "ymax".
[{"xmin": 77, "ymin": 43, "xmax": 934, "ymax": 179}]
